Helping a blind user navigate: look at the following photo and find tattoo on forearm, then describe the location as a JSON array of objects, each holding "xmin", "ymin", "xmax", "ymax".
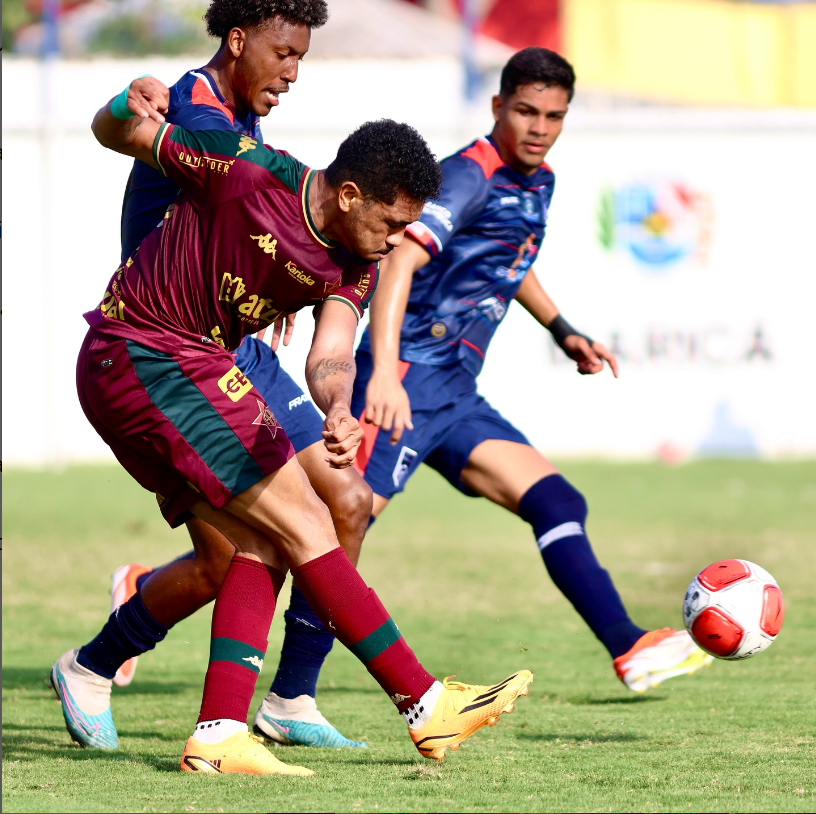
[{"xmin": 310, "ymin": 358, "xmax": 355, "ymax": 382}]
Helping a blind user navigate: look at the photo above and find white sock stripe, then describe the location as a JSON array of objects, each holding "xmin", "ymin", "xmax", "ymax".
[{"xmin": 536, "ymin": 521, "xmax": 584, "ymax": 551}]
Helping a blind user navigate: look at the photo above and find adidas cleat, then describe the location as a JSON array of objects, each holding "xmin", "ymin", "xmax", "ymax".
[
  {"xmin": 253, "ymin": 692, "xmax": 366, "ymax": 748},
  {"xmin": 180, "ymin": 731, "xmax": 314, "ymax": 775},
  {"xmin": 410, "ymin": 671, "xmax": 533, "ymax": 761},
  {"xmin": 614, "ymin": 628, "xmax": 714, "ymax": 692},
  {"xmin": 110, "ymin": 563, "xmax": 152, "ymax": 687},
  {"xmin": 49, "ymin": 649, "xmax": 118, "ymax": 749}
]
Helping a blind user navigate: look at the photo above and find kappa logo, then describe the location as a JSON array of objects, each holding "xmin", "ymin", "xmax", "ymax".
[
  {"xmin": 236, "ymin": 135, "xmax": 257, "ymax": 156},
  {"xmin": 252, "ymin": 398, "xmax": 280, "ymax": 437},
  {"xmin": 242, "ymin": 655, "xmax": 264, "ymax": 670},
  {"xmin": 218, "ymin": 366, "xmax": 253, "ymax": 402},
  {"xmin": 390, "ymin": 693, "xmax": 410, "ymax": 704},
  {"xmin": 392, "ymin": 446, "xmax": 418, "ymax": 488},
  {"xmin": 251, "ymin": 233, "xmax": 277, "ymax": 257}
]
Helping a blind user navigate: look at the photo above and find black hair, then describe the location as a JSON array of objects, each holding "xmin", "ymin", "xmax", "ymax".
[
  {"xmin": 205, "ymin": 0, "xmax": 328, "ymax": 40},
  {"xmin": 325, "ymin": 120, "xmax": 442, "ymax": 206},
  {"xmin": 499, "ymin": 47, "xmax": 576, "ymax": 102}
]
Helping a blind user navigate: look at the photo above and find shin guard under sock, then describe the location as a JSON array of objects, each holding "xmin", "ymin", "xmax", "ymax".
[
  {"xmin": 291, "ymin": 547, "xmax": 435, "ymax": 711},
  {"xmin": 77, "ymin": 591, "xmax": 169, "ymax": 680},
  {"xmin": 269, "ymin": 584, "xmax": 335, "ymax": 699},
  {"xmin": 197, "ymin": 557, "xmax": 285, "ymax": 724},
  {"xmin": 518, "ymin": 475, "xmax": 646, "ymax": 658}
]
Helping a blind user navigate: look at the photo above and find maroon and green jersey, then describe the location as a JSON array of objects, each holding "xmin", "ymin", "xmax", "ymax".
[{"xmin": 85, "ymin": 124, "xmax": 378, "ymax": 355}]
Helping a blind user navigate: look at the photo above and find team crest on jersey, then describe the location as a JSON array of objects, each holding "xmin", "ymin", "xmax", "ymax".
[
  {"xmin": 252, "ymin": 399, "xmax": 280, "ymax": 438},
  {"xmin": 236, "ymin": 135, "xmax": 257, "ymax": 156},
  {"xmin": 218, "ymin": 366, "xmax": 252, "ymax": 402},
  {"xmin": 392, "ymin": 446, "xmax": 418, "ymax": 488}
]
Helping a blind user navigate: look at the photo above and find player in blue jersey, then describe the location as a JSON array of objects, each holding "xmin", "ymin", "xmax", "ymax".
[
  {"xmin": 61, "ymin": 0, "xmax": 371, "ymax": 750},
  {"xmin": 353, "ymin": 47, "xmax": 714, "ymax": 692}
]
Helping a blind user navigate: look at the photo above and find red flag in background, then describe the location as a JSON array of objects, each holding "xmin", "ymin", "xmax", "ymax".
[
  {"xmin": 480, "ymin": 0, "xmax": 560, "ymax": 53},
  {"xmin": 425, "ymin": 0, "xmax": 561, "ymax": 53}
]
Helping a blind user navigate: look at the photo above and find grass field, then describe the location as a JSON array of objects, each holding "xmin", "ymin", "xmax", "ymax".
[{"xmin": 3, "ymin": 460, "xmax": 816, "ymax": 813}]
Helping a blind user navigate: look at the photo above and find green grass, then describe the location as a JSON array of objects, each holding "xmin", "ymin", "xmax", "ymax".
[{"xmin": 3, "ymin": 461, "xmax": 816, "ymax": 813}]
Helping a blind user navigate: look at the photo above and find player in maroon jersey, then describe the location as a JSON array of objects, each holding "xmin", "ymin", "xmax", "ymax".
[{"xmin": 49, "ymin": 76, "xmax": 533, "ymax": 775}]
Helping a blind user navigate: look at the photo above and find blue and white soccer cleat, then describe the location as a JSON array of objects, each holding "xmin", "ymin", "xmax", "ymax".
[
  {"xmin": 253, "ymin": 692, "xmax": 366, "ymax": 748},
  {"xmin": 49, "ymin": 649, "xmax": 119, "ymax": 749}
]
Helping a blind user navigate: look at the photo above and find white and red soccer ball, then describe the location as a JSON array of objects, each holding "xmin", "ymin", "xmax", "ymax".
[{"xmin": 683, "ymin": 559, "xmax": 784, "ymax": 660}]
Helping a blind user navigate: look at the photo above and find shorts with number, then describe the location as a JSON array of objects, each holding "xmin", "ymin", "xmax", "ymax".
[
  {"xmin": 350, "ymin": 350, "xmax": 530, "ymax": 499},
  {"xmin": 233, "ymin": 337, "xmax": 325, "ymax": 453},
  {"xmin": 77, "ymin": 331, "xmax": 295, "ymax": 528}
]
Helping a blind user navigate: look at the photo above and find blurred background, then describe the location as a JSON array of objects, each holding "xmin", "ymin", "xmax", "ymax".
[{"xmin": 3, "ymin": 0, "xmax": 816, "ymax": 466}]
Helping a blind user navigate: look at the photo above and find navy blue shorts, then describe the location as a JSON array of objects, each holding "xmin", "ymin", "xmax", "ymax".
[
  {"xmin": 350, "ymin": 350, "xmax": 530, "ymax": 499},
  {"xmin": 233, "ymin": 338, "xmax": 325, "ymax": 454}
]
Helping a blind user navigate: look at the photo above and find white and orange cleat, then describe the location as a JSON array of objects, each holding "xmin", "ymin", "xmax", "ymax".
[
  {"xmin": 614, "ymin": 628, "xmax": 714, "ymax": 692},
  {"xmin": 109, "ymin": 564, "xmax": 152, "ymax": 687},
  {"xmin": 409, "ymin": 671, "xmax": 533, "ymax": 761},
  {"xmin": 180, "ymin": 731, "xmax": 314, "ymax": 775}
]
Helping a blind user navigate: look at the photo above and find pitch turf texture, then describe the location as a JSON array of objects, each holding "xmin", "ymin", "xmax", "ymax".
[{"xmin": 3, "ymin": 461, "xmax": 815, "ymax": 813}]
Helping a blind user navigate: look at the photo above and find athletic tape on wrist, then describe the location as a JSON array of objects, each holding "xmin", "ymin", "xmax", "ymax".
[
  {"xmin": 547, "ymin": 314, "xmax": 593, "ymax": 350},
  {"xmin": 109, "ymin": 74, "xmax": 153, "ymax": 120}
]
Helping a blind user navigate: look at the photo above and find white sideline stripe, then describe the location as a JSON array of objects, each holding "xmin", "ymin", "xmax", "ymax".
[{"xmin": 537, "ymin": 522, "xmax": 584, "ymax": 551}]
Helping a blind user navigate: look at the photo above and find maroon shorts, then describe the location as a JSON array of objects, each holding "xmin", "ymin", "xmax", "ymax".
[{"xmin": 77, "ymin": 331, "xmax": 295, "ymax": 527}]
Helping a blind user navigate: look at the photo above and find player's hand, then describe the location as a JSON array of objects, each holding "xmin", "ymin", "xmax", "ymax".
[
  {"xmin": 364, "ymin": 369, "xmax": 413, "ymax": 445},
  {"xmin": 270, "ymin": 312, "xmax": 297, "ymax": 352},
  {"xmin": 561, "ymin": 335, "xmax": 619, "ymax": 378},
  {"xmin": 123, "ymin": 77, "xmax": 170, "ymax": 123},
  {"xmin": 322, "ymin": 411, "xmax": 364, "ymax": 469}
]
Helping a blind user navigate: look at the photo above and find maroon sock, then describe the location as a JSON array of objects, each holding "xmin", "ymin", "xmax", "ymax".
[
  {"xmin": 292, "ymin": 547, "xmax": 435, "ymax": 711},
  {"xmin": 197, "ymin": 557, "xmax": 286, "ymax": 724}
]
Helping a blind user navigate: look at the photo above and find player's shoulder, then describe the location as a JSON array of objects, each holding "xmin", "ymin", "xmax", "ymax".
[
  {"xmin": 169, "ymin": 68, "xmax": 238, "ymax": 126},
  {"xmin": 445, "ymin": 136, "xmax": 505, "ymax": 182}
]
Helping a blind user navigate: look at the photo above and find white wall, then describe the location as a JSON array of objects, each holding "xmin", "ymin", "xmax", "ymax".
[{"xmin": 4, "ymin": 56, "xmax": 816, "ymax": 465}]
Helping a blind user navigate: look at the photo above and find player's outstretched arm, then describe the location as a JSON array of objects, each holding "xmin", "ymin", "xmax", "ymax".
[
  {"xmin": 366, "ymin": 238, "xmax": 431, "ymax": 444},
  {"xmin": 306, "ymin": 301, "xmax": 364, "ymax": 469},
  {"xmin": 91, "ymin": 77, "xmax": 169, "ymax": 168},
  {"xmin": 516, "ymin": 268, "xmax": 619, "ymax": 378}
]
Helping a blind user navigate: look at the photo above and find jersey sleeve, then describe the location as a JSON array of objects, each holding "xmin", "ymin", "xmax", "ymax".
[
  {"xmin": 325, "ymin": 263, "xmax": 379, "ymax": 320},
  {"xmin": 152, "ymin": 123, "xmax": 304, "ymax": 208},
  {"xmin": 405, "ymin": 153, "xmax": 490, "ymax": 258}
]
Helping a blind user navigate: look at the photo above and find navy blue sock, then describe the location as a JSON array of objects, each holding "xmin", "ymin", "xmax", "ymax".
[
  {"xmin": 77, "ymin": 591, "xmax": 169, "ymax": 680},
  {"xmin": 269, "ymin": 584, "xmax": 335, "ymax": 699},
  {"xmin": 517, "ymin": 475, "xmax": 646, "ymax": 659}
]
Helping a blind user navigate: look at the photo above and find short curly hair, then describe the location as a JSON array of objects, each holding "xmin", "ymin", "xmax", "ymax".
[
  {"xmin": 205, "ymin": 0, "xmax": 329, "ymax": 40},
  {"xmin": 325, "ymin": 120, "xmax": 441, "ymax": 206}
]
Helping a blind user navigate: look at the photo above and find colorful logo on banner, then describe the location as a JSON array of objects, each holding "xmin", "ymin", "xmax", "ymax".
[{"xmin": 598, "ymin": 181, "xmax": 712, "ymax": 268}]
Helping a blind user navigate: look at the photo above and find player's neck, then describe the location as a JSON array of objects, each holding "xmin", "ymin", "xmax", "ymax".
[{"xmin": 306, "ymin": 171, "xmax": 341, "ymax": 243}]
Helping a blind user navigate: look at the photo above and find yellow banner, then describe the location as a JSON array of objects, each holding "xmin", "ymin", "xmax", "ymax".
[{"xmin": 564, "ymin": 0, "xmax": 816, "ymax": 106}]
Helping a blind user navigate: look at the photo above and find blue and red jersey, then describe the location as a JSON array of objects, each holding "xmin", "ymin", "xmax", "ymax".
[
  {"xmin": 120, "ymin": 68, "xmax": 262, "ymax": 259},
  {"xmin": 358, "ymin": 135, "xmax": 555, "ymax": 375}
]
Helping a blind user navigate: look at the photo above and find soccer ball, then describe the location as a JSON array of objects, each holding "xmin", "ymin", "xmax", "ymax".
[{"xmin": 682, "ymin": 559, "xmax": 784, "ymax": 660}]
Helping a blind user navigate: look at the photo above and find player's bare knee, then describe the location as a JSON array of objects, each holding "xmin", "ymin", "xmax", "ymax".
[
  {"xmin": 327, "ymin": 475, "xmax": 373, "ymax": 543},
  {"xmin": 194, "ymin": 551, "xmax": 232, "ymax": 598}
]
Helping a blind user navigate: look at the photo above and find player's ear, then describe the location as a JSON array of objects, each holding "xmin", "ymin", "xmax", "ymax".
[
  {"xmin": 226, "ymin": 27, "xmax": 247, "ymax": 58},
  {"xmin": 337, "ymin": 181, "xmax": 363, "ymax": 213},
  {"xmin": 492, "ymin": 94, "xmax": 504, "ymax": 122}
]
